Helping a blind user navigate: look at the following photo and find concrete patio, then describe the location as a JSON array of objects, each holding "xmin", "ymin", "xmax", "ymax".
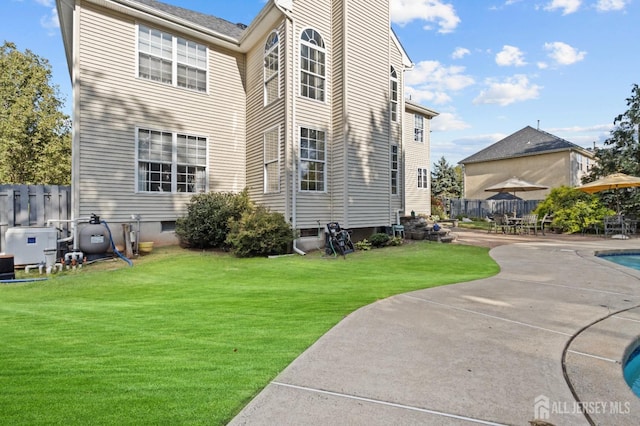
[{"xmin": 231, "ymin": 231, "xmax": 640, "ymax": 425}]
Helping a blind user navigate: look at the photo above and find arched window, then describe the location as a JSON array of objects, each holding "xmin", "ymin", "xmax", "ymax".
[
  {"xmin": 300, "ymin": 29, "xmax": 326, "ymax": 101},
  {"xmin": 390, "ymin": 66, "xmax": 398, "ymax": 122},
  {"xmin": 264, "ymin": 31, "xmax": 279, "ymax": 105}
]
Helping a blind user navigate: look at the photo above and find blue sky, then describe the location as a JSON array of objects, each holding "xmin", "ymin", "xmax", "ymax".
[{"xmin": 2, "ymin": 0, "xmax": 638, "ymax": 165}]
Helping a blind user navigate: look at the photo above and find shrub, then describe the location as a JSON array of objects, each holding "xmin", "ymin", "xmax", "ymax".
[
  {"xmin": 355, "ymin": 239, "xmax": 372, "ymax": 251},
  {"xmin": 370, "ymin": 232, "xmax": 390, "ymax": 248},
  {"xmin": 175, "ymin": 190, "xmax": 252, "ymax": 249},
  {"xmin": 226, "ymin": 206, "xmax": 294, "ymax": 257},
  {"xmin": 534, "ymin": 186, "xmax": 614, "ymax": 233},
  {"xmin": 388, "ymin": 236, "xmax": 404, "ymax": 246}
]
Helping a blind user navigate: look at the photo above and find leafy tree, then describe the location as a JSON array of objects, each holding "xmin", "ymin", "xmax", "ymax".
[
  {"xmin": 0, "ymin": 42, "xmax": 71, "ymax": 184},
  {"xmin": 431, "ymin": 156, "xmax": 462, "ymax": 199},
  {"xmin": 586, "ymin": 84, "xmax": 640, "ymax": 213}
]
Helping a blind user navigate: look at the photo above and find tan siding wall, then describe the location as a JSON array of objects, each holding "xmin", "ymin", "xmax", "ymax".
[
  {"xmin": 245, "ymin": 20, "xmax": 287, "ymax": 213},
  {"xmin": 76, "ymin": 4, "xmax": 245, "ymax": 222},
  {"xmin": 404, "ymin": 109, "xmax": 431, "ymax": 215},
  {"xmin": 291, "ymin": 0, "xmax": 333, "ymax": 228},
  {"xmin": 463, "ymin": 151, "xmax": 571, "ymax": 200},
  {"xmin": 343, "ymin": 0, "xmax": 393, "ymax": 228}
]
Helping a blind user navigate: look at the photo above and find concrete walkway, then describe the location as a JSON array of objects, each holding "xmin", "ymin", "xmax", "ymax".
[{"xmin": 231, "ymin": 234, "xmax": 640, "ymax": 425}]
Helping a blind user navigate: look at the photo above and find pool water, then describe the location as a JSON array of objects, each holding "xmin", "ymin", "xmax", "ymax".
[
  {"xmin": 625, "ymin": 346, "xmax": 640, "ymax": 397},
  {"xmin": 599, "ymin": 253, "xmax": 640, "ymax": 271},
  {"xmin": 600, "ymin": 252, "xmax": 640, "ymax": 396}
]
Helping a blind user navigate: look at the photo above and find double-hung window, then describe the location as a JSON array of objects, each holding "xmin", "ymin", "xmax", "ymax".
[
  {"xmin": 138, "ymin": 25, "xmax": 207, "ymax": 92},
  {"xmin": 264, "ymin": 127, "xmax": 280, "ymax": 193},
  {"xmin": 414, "ymin": 114, "xmax": 424, "ymax": 142},
  {"xmin": 418, "ymin": 168, "xmax": 428, "ymax": 189},
  {"xmin": 390, "ymin": 66, "xmax": 398, "ymax": 122},
  {"xmin": 264, "ymin": 32, "xmax": 280, "ymax": 105},
  {"xmin": 137, "ymin": 128, "xmax": 207, "ymax": 193},
  {"xmin": 391, "ymin": 145, "xmax": 399, "ymax": 195},
  {"xmin": 299, "ymin": 127, "xmax": 326, "ymax": 191},
  {"xmin": 300, "ymin": 29, "xmax": 326, "ymax": 101}
]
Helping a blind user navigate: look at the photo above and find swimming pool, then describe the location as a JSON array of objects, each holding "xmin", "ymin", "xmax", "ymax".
[
  {"xmin": 598, "ymin": 251, "xmax": 640, "ymax": 396},
  {"xmin": 625, "ymin": 346, "xmax": 640, "ymax": 397},
  {"xmin": 598, "ymin": 252, "xmax": 640, "ymax": 271}
]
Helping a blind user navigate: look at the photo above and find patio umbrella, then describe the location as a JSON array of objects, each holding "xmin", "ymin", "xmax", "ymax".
[
  {"xmin": 577, "ymin": 172, "xmax": 640, "ymax": 213},
  {"xmin": 485, "ymin": 177, "xmax": 549, "ymax": 217},
  {"xmin": 484, "ymin": 176, "xmax": 549, "ymax": 197},
  {"xmin": 576, "ymin": 172, "xmax": 640, "ymax": 194}
]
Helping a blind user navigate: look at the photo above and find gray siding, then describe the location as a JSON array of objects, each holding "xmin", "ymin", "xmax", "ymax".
[
  {"xmin": 404, "ymin": 107, "xmax": 431, "ymax": 215},
  {"xmin": 76, "ymin": 3, "xmax": 246, "ymax": 222}
]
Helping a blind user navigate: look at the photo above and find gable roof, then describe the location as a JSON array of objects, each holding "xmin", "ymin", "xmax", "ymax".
[
  {"xmin": 459, "ymin": 126, "xmax": 593, "ymax": 165},
  {"xmin": 126, "ymin": 0, "xmax": 247, "ymax": 40}
]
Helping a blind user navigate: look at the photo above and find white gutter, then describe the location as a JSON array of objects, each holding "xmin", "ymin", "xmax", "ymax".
[{"xmin": 275, "ymin": 1, "xmax": 304, "ymax": 256}]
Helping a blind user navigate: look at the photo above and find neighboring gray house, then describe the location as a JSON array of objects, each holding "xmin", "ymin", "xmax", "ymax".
[
  {"xmin": 56, "ymin": 0, "xmax": 437, "ymax": 249},
  {"xmin": 460, "ymin": 126, "xmax": 595, "ymax": 200}
]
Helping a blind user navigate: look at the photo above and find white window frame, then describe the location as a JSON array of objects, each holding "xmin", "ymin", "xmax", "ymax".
[
  {"xmin": 137, "ymin": 24, "xmax": 208, "ymax": 93},
  {"xmin": 264, "ymin": 126, "xmax": 281, "ymax": 193},
  {"xmin": 414, "ymin": 114, "xmax": 424, "ymax": 143},
  {"xmin": 300, "ymin": 28, "xmax": 326, "ymax": 102},
  {"xmin": 418, "ymin": 167, "xmax": 429, "ymax": 189},
  {"xmin": 264, "ymin": 31, "xmax": 280, "ymax": 106},
  {"xmin": 390, "ymin": 66, "xmax": 398, "ymax": 122},
  {"xmin": 299, "ymin": 127, "xmax": 326, "ymax": 192},
  {"xmin": 136, "ymin": 127, "xmax": 208, "ymax": 194},
  {"xmin": 391, "ymin": 145, "xmax": 399, "ymax": 195}
]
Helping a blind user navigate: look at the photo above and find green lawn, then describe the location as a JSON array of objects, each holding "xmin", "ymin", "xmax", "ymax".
[{"xmin": 0, "ymin": 242, "xmax": 498, "ymax": 425}]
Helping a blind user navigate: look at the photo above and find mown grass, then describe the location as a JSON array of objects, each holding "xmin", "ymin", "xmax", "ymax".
[{"xmin": 0, "ymin": 242, "xmax": 498, "ymax": 425}]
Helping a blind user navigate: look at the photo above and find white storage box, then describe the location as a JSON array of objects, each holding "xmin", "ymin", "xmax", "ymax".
[{"xmin": 5, "ymin": 227, "xmax": 58, "ymax": 266}]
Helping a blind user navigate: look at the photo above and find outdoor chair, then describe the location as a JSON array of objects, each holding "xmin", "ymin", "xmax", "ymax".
[
  {"xmin": 604, "ymin": 215, "xmax": 625, "ymax": 236},
  {"xmin": 520, "ymin": 214, "xmax": 538, "ymax": 235},
  {"xmin": 488, "ymin": 215, "xmax": 507, "ymax": 234}
]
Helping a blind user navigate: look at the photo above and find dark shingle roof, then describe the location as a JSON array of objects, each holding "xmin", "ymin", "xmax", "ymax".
[
  {"xmin": 459, "ymin": 126, "xmax": 589, "ymax": 164},
  {"xmin": 128, "ymin": 0, "xmax": 247, "ymax": 40}
]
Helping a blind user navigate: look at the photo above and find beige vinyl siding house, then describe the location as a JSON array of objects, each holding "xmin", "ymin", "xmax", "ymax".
[
  {"xmin": 460, "ymin": 126, "xmax": 595, "ymax": 200},
  {"xmin": 57, "ymin": 0, "xmax": 438, "ymax": 249},
  {"xmin": 404, "ymin": 101, "xmax": 438, "ymax": 215}
]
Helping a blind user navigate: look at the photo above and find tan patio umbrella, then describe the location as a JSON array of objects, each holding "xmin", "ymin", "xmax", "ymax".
[
  {"xmin": 485, "ymin": 177, "xmax": 549, "ymax": 217},
  {"xmin": 577, "ymin": 172, "xmax": 640, "ymax": 194},
  {"xmin": 484, "ymin": 176, "xmax": 549, "ymax": 197},
  {"xmin": 577, "ymin": 172, "xmax": 640, "ymax": 214}
]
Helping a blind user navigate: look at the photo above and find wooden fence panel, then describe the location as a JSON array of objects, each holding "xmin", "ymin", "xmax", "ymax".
[
  {"xmin": 449, "ymin": 198, "xmax": 541, "ymax": 219},
  {"xmin": 0, "ymin": 185, "xmax": 71, "ymax": 252}
]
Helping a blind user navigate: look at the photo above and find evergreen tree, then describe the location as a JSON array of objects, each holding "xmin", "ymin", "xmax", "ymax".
[
  {"xmin": 431, "ymin": 156, "xmax": 462, "ymax": 199},
  {"xmin": 586, "ymin": 84, "xmax": 640, "ymax": 213},
  {"xmin": 0, "ymin": 42, "xmax": 71, "ymax": 184}
]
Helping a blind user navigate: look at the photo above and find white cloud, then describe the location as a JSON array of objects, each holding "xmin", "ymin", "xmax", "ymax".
[
  {"xmin": 596, "ymin": 0, "xmax": 629, "ymax": 11},
  {"xmin": 537, "ymin": 61, "xmax": 549, "ymax": 69},
  {"xmin": 40, "ymin": 7, "xmax": 59, "ymax": 31},
  {"xmin": 544, "ymin": 41, "xmax": 587, "ymax": 65},
  {"xmin": 495, "ymin": 45, "xmax": 527, "ymax": 67},
  {"xmin": 430, "ymin": 112, "xmax": 471, "ymax": 132},
  {"xmin": 35, "ymin": 0, "xmax": 54, "ymax": 5},
  {"xmin": 473, "ymin": 75, "xmax": 542, "ymax": 106},
  {"xmin": 451, "ymin": 47, "xmax": 470, "ymax": 59},
  {"xmin": 544, "ymin": 0, "xmax": 582, "ymax": 14},
  {"xmin": 391, "ymin": 0, "xmax": 461, "ymax": 33},
  {"xmin": 406, "ymin": 60, "xmax": 475, "ymax": 90}
]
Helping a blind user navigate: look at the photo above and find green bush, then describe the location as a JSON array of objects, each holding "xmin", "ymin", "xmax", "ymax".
[
  {"xmin": 534, "ymin": 186, "xmax": 614, "ymax": 233},
  {"xmin": 370, "ymin": 232, "xmax": 391, "ymax": 248},
  {"xmin": 226, "ymin": 206, "xmax": 294, "ymax": 257},
  {"xmin": 388, "ymin": 236, "xmax": 404, "ymax": 246},
  {"xmin": 355, "ymin": 239, "xmax": 372, "ymax": 251},
  {"xmin": 175, "ymin": 190, "xmax": 252, "ymax": 249}
]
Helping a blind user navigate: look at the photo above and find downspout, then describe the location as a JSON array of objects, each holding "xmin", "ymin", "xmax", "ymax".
[
  {"xmin": 342, "ymin": 0, "xmax": 350, "ymax": 228},
  {"xmin": 71, "ymin": 1, "xmax": 81, "ymax": 223},
  {"xmin": 275, "ymin": 1, "xmax": 305, "ymax": 255}
]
